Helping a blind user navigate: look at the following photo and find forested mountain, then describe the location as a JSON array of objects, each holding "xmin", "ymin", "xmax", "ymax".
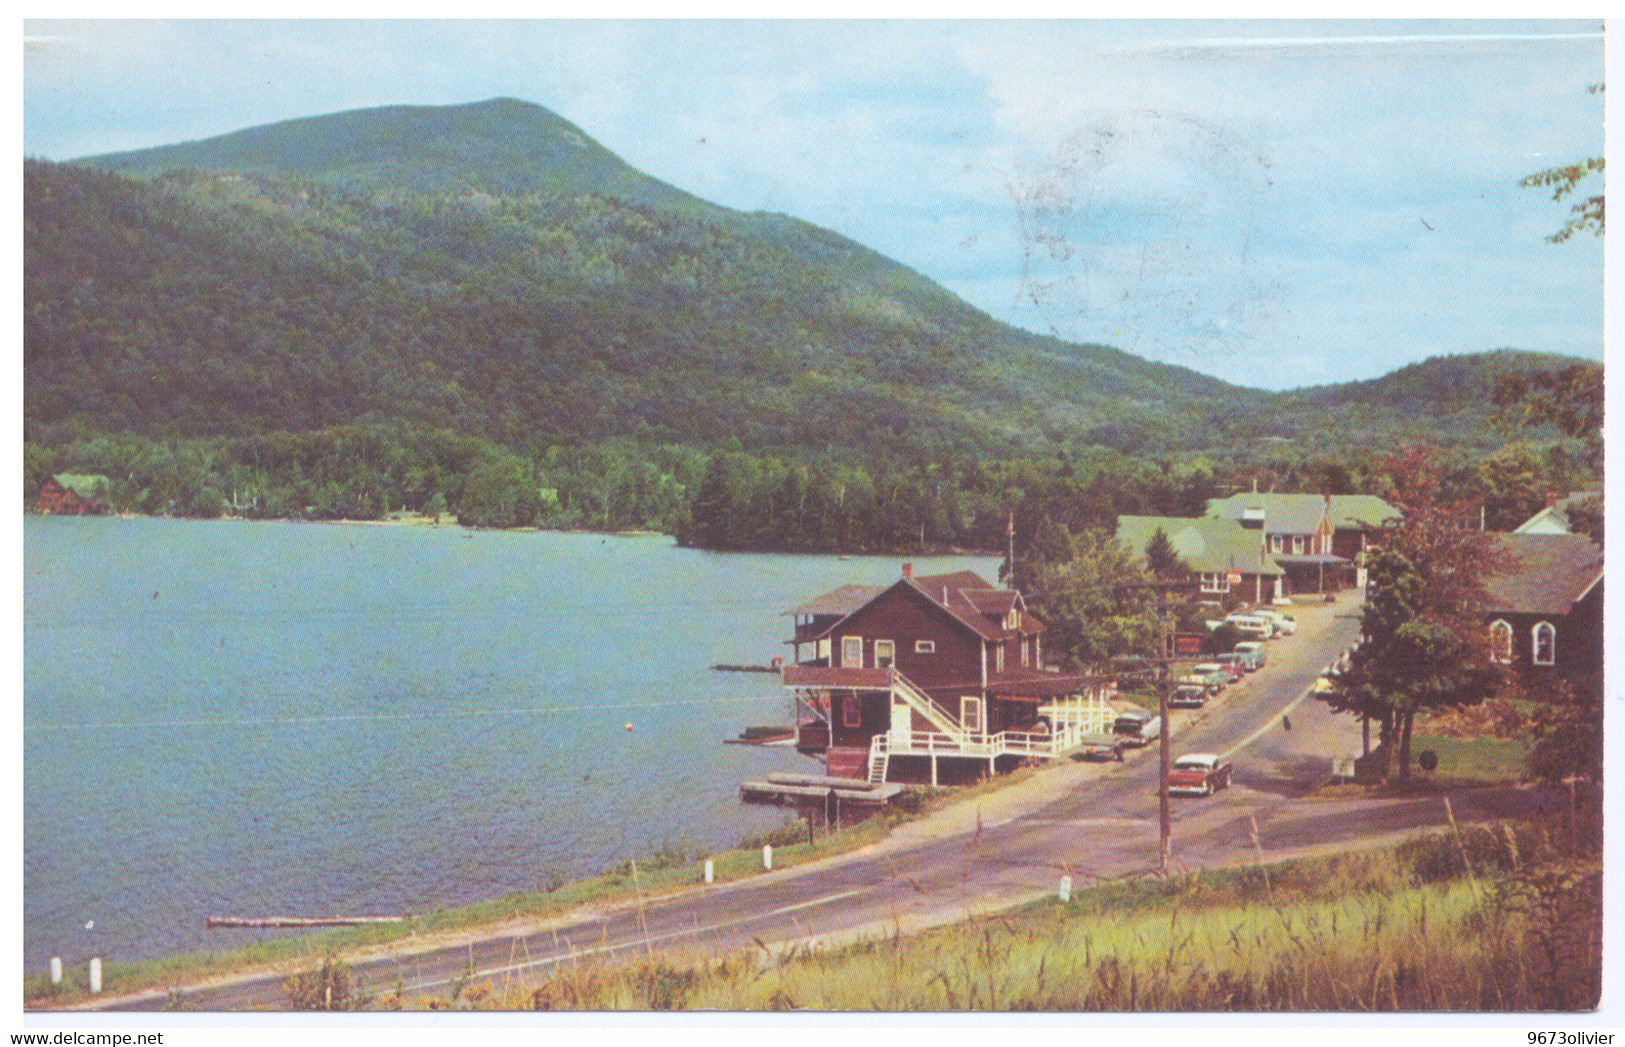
[
  {"xmin": 36, "ymin": 99, "xmax": 1260, "ymax": 454},
  {"xmin": 23, "ymin": 98, "xmax": 1599, "ymax": 546}
]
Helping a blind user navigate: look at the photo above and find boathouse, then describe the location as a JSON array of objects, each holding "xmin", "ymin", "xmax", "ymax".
[{"xmin": 781, "ymin": 565, "xmax": 1112, "ymax": 786}]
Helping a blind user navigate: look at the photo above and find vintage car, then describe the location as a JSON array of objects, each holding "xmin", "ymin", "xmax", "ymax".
[
  {"xmin": 1170, "ymin": 683, "xmax": 1208, "ymax": 708},
  {"xmin": 1167, "ymin": 753, "xmax": 1232, "ymax": 796},
  {"xmin": 1182, "ymin": 662, "xmax": 1229, "ymax": 694},
  {"xmin": 1233, "ymin": 641, "xmax": 1268, "ymax": 670},
  {"xmin": 1111, "ymin": 707, "xmax": 1163, "ymax": 747},
  {"xmin": 1223, "ymin": 615, "xmax": 1275, "ymax": 641},
  {"xmin": 1073, "ymin": 732, "xmax": 1127, "ymax": 761},
  {"xmin": 1212, "ymin": 653, "xmax": 1248, "ymax": 681},
  {"xmin": 1250, "ymin": 608, "xmax": 1298, "ymax": 636}
]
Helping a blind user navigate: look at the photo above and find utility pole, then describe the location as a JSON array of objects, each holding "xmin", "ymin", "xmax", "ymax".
[{"xmin": 1118, "ymin": 578, "xmax": 1200, "ymax": 873}]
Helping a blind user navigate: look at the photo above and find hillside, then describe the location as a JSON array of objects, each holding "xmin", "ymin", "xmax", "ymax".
[
  {"xmin": 29, "ymin": 98, "xmax": 1594, "ymax": 472},
  {"xmin": 35, "ymin": 98, "xmax": 1267, "ymax": 454}
]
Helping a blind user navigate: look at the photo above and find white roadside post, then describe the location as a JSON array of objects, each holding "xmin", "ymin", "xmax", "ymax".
[
  {"xmin": 1058, "ymin": 875, "xmax": 1072, "ymax": 903},
  {"xmin": 49, "ymin": 957, "xmax": 62, "ymax": 986},
  {"xmin": 704, "ymin": 859, "xmax": 714, "ymax": 884},
  {"xmin": 763, "ymin": 845, "xmax": 773, "ymax": 871},
  {"xmin": 88, "ymin": 957, "xmax": 102, "ymax": 994}
]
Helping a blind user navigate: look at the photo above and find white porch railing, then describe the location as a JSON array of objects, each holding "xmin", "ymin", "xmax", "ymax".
[{"xmin": 879, "ymin": 690, "xmax": 1114, "ymax": 764}]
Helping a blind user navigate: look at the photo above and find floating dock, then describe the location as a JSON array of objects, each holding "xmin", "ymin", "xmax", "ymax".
[{"xmin": 739, "ymin": 772, "xmax": 901, "ymax": 805}]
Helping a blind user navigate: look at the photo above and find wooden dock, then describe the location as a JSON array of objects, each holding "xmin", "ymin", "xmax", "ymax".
[
  {"xmin": 207, "ymin": 915, "xmax": 404, "ymax": 928},
  {"xmin": 739, "ymin": 772, "xmax": 901, "ymax": 805}
]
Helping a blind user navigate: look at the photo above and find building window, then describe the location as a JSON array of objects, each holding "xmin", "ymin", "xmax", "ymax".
[
  {"xmin": 1019, "ymin": 639, "xmax": 1029, "ymax": 667},
  {"xmin": 842, "ymin": 693, "xmax": 862, "ymax": 727},
  {"xmin": 1034, "ymin": 636, "xmax": 1041, "ymax": 666},
  {"xmin": 1270, "ymin": 534, "xmax": 1284, "ymax": 553},
  {"xmin": 914, "ymin": 640, "xmax": 936, "ymax": 654},
  {"xmin": 842, "ymin": 635, "xmax": 862, "ymax": 668},
  {"xmin": 1293, "ymin": 535, "xmax": 1305, "ymax": 554},
  {"xmin": 995, "ymin": 644, "xmax": 1006, "ymax": 673},
  {"xmin": 1489, "ymin": 620, "xmax": 1513, "ymax": 664},
  {"xmin": 960, "ymin": 696, "xmax": 983, "ymax": 733},
  {"xmin": 1532, "ymin": 622, "xmax": 1556, "ymax": 666},
  {"xmin": 1201, "ymin": 572, "xmax": 1230, "ymax": 593},
  {"xmin": 875, "ymin": 640, "xmax": 895, "ymax": 669}
]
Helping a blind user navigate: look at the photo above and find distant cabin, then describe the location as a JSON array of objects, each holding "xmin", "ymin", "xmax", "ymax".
[{"xmin": 37, "ymin": 474, "xmax": 111, "ymax": 515}]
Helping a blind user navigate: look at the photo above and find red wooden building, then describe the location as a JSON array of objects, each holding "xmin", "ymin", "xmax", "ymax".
[
  {"xmin": 36, "ymin": 474, "xmax": 111, "ymax": 515},
  {"xmin": 782, "ymin": 564, "xmax": 1112, "ymax": 785}
]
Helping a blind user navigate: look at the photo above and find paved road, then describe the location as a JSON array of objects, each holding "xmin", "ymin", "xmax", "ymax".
[{"xmin": 86, "ymin": 597, "xmax": 1559, "ymax": 1011}]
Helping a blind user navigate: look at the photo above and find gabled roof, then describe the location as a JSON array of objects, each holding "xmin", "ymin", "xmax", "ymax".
[
  {"xmin": 1206, "ymin": 493, "xmax": 1399, "ymax": 532},
  {"xmin": 1116, "ymin": 515, "xmax": 1284, "ymax": 577},
  {"xmin": 1484, "ymin": 533, "xmax": 1603, "ymax": 617},
  {"xmin": 1513, "ymin": 492, "xmax": 1600, "ymax": 535},
  {"xmin": 50, "ymin": 474, "xmax": 111, "ymax": 499},
  {"xmin": 784, "ymin": 568, "xmax": 1040, "ymax": 644}
]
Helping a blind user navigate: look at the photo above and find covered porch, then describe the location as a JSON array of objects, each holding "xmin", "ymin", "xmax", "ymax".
[{"xmin": 785, "ymin": 665, "xmax": 1115, "ymax": 786}]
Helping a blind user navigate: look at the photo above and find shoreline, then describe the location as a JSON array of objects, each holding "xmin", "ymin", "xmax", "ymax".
[{"xmin": 35, "ymin": 510, "xmax": 1002, "ymax": 558}]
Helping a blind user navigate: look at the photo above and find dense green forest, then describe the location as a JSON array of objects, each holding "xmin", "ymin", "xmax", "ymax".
[{"xmin": 23, "ymin": 99, "xmax": 1601, "ymax": 550}]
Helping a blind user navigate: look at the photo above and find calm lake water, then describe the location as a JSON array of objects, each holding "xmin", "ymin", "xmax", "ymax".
[{"xmin": 23, "ymin": 515, "xmax": 996, "ymax": 969}]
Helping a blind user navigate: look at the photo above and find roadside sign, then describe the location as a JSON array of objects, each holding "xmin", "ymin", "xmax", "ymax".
[{"xmin": 1226, "ymin": 571, "xmax": 1243, "ymax": 584}]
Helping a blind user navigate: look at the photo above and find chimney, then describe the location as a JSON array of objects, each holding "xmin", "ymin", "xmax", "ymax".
[
  {"xmin": 1546, "ymin": 492, "xmax": 1559, "ymax": 509},
  {"xmin": 902, "ymin": 562, "xmax": 913, "ymax": 579}
]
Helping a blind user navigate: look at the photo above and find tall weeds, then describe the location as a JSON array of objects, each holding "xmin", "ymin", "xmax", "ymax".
[{"xmin": 432, "ymin": 806, "xmax": 1600, "ymax": 1012}]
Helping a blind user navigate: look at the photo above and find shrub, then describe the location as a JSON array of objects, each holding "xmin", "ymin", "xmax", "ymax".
[{"xmin": 283, "ymin": 954, "xmax": 360, "ymax": 1011}]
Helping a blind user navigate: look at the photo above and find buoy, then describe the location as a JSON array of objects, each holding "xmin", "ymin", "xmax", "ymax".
[{"xmin": 624, "ymin": 723, "xmax": 633, "ymax": 732}]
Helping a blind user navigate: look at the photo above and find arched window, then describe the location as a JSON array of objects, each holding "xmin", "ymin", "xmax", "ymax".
[
  {"xmin": 1532, "ymin": 622, "xmax": 1556, "ymax": 666},
  {"xmin": 1489, "ymin": 620, "xmax": 1513, "ymax": 664}
]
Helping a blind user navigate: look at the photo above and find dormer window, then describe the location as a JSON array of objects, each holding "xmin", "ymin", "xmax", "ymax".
[{"xmin": 1006, "ymin": 609, "xmax": 1018, "ymax": 630}]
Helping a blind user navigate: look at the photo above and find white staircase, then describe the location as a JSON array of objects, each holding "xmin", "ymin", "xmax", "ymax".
[
  {"xmin": 887, "ymin": 669, "xmax": 974, "ymax": 744},
  {"xmin": 866, "ymin": 734, "xmax": 890, "ymax": 784}
]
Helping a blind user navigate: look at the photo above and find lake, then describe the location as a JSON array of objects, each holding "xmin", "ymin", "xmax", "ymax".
[{"xmin": 22, "ymin": 515, "xmax": 997, "ymax": 969}]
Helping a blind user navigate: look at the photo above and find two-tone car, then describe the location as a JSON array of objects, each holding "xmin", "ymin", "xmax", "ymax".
[
  {"xmin": 1167, "ymin": 753, "xmax": 1232, "ymax": 796},
  {"xmin": 1212, "ymin": 653, "xmax": 1247, "ymax": 681},
  {"xmin": 1182, "ymin": 662, "xmax": 1229, "ymax": 695},
  {"xmin": 1233, "ymin": 641, "xmax": 1268, "ymax": 671}
]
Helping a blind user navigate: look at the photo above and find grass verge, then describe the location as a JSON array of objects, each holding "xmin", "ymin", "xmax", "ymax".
[{"xmin": 400, "ymin": 804, "xmax": 1601, "ymax": 1012}]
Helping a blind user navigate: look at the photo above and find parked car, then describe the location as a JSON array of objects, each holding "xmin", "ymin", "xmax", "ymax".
[
  {"xmin": 1074, "ymin": 731, "xmax": 1127, "ymax": 761},
  {"xmin": 1212, "ymin": 653, "xmax": 1247, "ymax": 681},
  {"xmin": 1112, "ymin": 708, "xmax": 1163, "ymax": 747},
  {"xmin": 1186, "ymin": 662, "xmax": 1228, "ymax": 694},
  {"xmin": 1250, "ymin": 608, "xmax": 1297, "ymax": 636},
  {"xmin": 1233, "ymin": 641, "xmax": 1267, "ymax": 670},
  {"xmin": 1224, "ymin": 615, "xmax": 1274, "ymax": 640},
  {"xmin": 1167, "ymin": 753, "xmax": 1232, "ymax": 796},
  {"xmin": 1170, "ymin": 684, "xmax": 1208, "ymax": 708}
]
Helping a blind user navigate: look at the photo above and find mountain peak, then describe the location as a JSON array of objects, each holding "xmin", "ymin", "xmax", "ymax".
[{"xmin": 73, "ymin": 97, "xmax": 723, "ymax": 216}]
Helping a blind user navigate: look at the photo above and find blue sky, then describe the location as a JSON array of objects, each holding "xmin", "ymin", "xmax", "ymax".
[{"xmin": 22, "ymin": 19, "xmax": 1606, "ymax": 391}]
